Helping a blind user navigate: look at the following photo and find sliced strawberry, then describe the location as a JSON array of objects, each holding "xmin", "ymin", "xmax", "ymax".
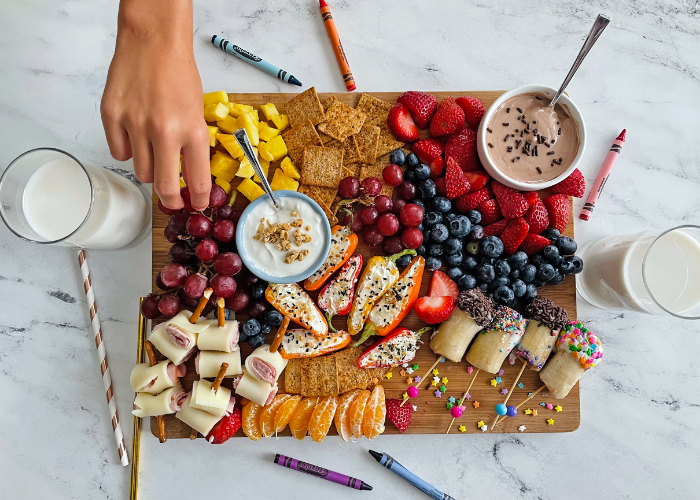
[
  {"xmin": 491, "ymin": 181, "xmax": 529, "ymax": 219},
  {"xmin": 543, "ymin": 194, "xmax": 571, "ymax": 233},
  {"xmin": 387, "ymin": 103, "xmax": 419, "ymax": 142},
  {"xmin": 429, "ymin": 97, "xmax": 465, "ymax": 137},
  {"xmin": 428, "ymin": 270, "xmax": 459, "ymax": 300},
  {"xmin": 435, "ymin": 177, "xmax": 446, "ymax": 197},
  {"xmin": 523, "ymin": 191, "xmax": 539, "ymax": 207},
  {"xmin": 501, "ymin": 218, "xmax": 530, "ymax": 255},
  {"xmin": 413, "ymin": 296, "xmax": 455, "ymax": 324},
  {"xmin": 524, "ymin": 198, "xmax": 549, "ymax": 234},
  {"xmin": 455, "ymin": 96, "xmax": 485, "ymax": 129},
  {"xmin": 444, "ymin": 128, "xmax": 480, "ymax": 172},
  {"xmin": 444, "ymin": 157, "xmax": 470, "ymax": 199},
  {"xmin": 397, "ymin": 91, "xmax": 438, "ymax": 130},
  {"xmin": 551, "ymin": 168, "xmax": 586, "ymax": 198},
  {"xmin": 455, "ymin": 187, "xmax": 491, "ymax": 212},
  {"xmin": 205, "ymin": 405, "xmax": 241, "ymax": 444},
  {"xmin": 519, "ymin": 233, "xmax": 551, "ymax": 255},
  {"xmin": 429, "ymin": 157, "xmax": 444, "ymax": 179},
  {"xmin": 464, "ymin": 170, "xmax": 490, "ymax": 192},
  {"xmin": 386, "ymin": 399, "xmax": 414, "ymax": 433},
  {"xmin": 411, "ymin": 138, "xmax": 444, "ymax": 164},
  {"xmin": 477, "ymin": 199, "xmax": 502, "ymax": 225},
  {"xmin": 483, "ymin": 219, "xmax": 509, "ymax": 237}
]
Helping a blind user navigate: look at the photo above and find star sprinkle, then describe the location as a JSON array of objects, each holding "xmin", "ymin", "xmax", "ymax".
[
  {"xmin": 448, "ymin": 396, "xmax": 456, "ymax": 404},
  {"xmin": 498, "ymin": 369, "xmax": 505, "ymax": 376},
  {"xmin": 540, "ymin": 403, "xmax": 546, "ymax": 407},
  {"xmin": 385, "ymin": 372, "xmax": 393, "ymax": 379},
  {"xmin": 458, "ymin": 405, "xmax": 466, "ymax": 411},
  {"xmin": 464, "ymin": 393, "xmax": 471, "ymax": 400},
  {"xmin": 400, "ymin": 370, "xmax": 406, "ymax": 377},
  {"xmin": 524, "ymin": 408, "xmax": 533, "ymax": 415},
  {"xmin": 532, "ymin": 409, "xmax": 538, "ymax": 417},
  {"xmin": 547, "ymin": 418, "xmax": 555, "ymax": 425},
  {"xmin": 432, "ymin": 368, "xmax": 439, "ymax": 376},
  {"xmin": 372, "ymin": 377, "xmax": 378, "ymax": 385},
  {"xmin": 406, "ymin": 367, "xmax": 414, "ymax": 374},
  {"xmin": 500, "ymin": 388, "xmax": 508, "ymax": 395},
  {"xmin": 481, "ymin": 424, "xmax": 488, "ymax": 432},
  {"xmin": 555, "ymin": 405, "xmax": 563, "ymax": 413},
  {"xmin": 434, "ymin": 390, "xmax": 442, "ymax": 398},
  {"xmin": 473, "ymin": 401, "xmax": 480, "ymax": 408},
  {"xmin": 403, "ymin": 393, "xmax": 408, "ymax": 400},
  {"xmin": 518, "ymin": 425, "xmax": 527, "ymax": 432},
  {"xmin": 433, "ymin": 376, "xmax": 440, "ymax": 383},
  {"xmin": 517, "ymin": 382, "xmax": 524, "ymax": 389},
  {"xmin": 446, "ymin": 402, "xmax": 454, "ymax": 410},
  {"xmin": 477, "ymin": 421, "xmax": 485, "ymax": 428},
  {"xmin": 490, "ymin": 379, "xmax": 498, "ymax": 387},
  {"xmin": 414, "ymin": 375, "xmax": 421, "ymax": 383},
  {"xmin": 546, "ymin": 403, "xmax": 553, "ymax": 410},
  {"xmin": 441, "ymin": 377, "xmax": 449, "ymax": 384},
  {"xmin": 467, "ymin": 366, "xmax": 473, "ymax": 374},
  {"xmin": 431, "ymin": 380, "xmax": 438, "ymax": 387},
  {"xmin": 406, "ymin": 378, "xmax": 413, "ymax": 385},
  {"xmin": 458, "ymin": 425, "xmax": 467, "ymax": 433},
  {"xmin": 412, "ymin": 364, "xmax": 419, "ymax": 371},
  {"xmin": 439, "ymin": 385, "xmax": 447, "ymax": 393},
  {"xmin": 495, "ymin": 377, "xmax": 502, "ymax": 384},
  {"xmin": 528, "ymin": 392, "xmax": 533, "ymax": 396},
  {"xmin": 412, "ymin": 405, "xmax": 417, "ymax": 412},
  {"xmin": 402, "ymin": 363, "xmax": 408, "ymax": 368}
]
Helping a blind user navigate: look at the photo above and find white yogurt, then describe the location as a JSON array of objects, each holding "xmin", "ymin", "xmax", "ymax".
[{"xmin": 243, "ymin": 197, "xmax": 325, "ymax": 279}]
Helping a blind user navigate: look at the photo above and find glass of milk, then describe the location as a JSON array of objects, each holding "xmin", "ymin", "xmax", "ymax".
[
  {"xmin": 0, "ymin": 148, "xmax": 151, "ymax": 250},
  {"xmin": 576, "ymin": 226, "xmax": 700, "ymax": 319}
]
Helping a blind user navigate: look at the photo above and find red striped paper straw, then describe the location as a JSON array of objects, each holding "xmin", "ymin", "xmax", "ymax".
[{"xmin": 78, "ymin": 250, "xmax": 129, "ymax": 467}]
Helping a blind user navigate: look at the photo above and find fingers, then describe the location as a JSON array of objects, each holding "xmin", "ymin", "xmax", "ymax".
[
  {"xmin": 100, "ymin": 101, "xmax": 132, "ymax": 161},
  {"xmin": 152, "ymin": 135, "xmax": 184, "ymax": 210},
  {"xmin": 129, "ymin": 131, "xmax": 156, "ymax": 185},
  {"xmin": 182, "ymin": 126, "xmax": 212, "ymax": 211}
]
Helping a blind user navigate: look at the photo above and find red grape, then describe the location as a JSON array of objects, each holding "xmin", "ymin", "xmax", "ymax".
[
  {"xmin": 362, "ymin": 225, "xmax": 385, "ymax": 247},
  {"xmin": 377, "ymin": 213, "xmax": 400, "ymax": 236},
  {"xmin": 337, "ymin": 210, "xmax": 352, "ymax": 226},
  {"xmin": 164, "ymin": 226, "xmax": 179, "ymax": 243},
  {"xmin": 400, "ymin": 203, "xmax": 424, "ymax": 228},
  {"xmin": 382, "ymin": 235, "xmax": 405, "ymax": 255},
  {"xmin": 155, "ymin": 272, "xmax": 169, "ymax": 290},
  {"xmin": 247, "ymin": 300, "xmax": 268, "ymax": 319},
  {"xmin": 196, "ymin": 238, "xmax": 219, "ymax": 262},
  {"xmin": 141, "ymin": 295, "xmax": 161, "ymax": 319},
  {"xmin": 212, "ymin": 219, "xmax": 235, "ymax": 242},
  {"xmin": 361, "ymin": 177, "xmax": 382, "ymax": 197},
  {"xmin": 158, "ymin": 199, "xmax": 180, "ymax": 216},
  {"xmin": 350, "ymin": 216, "xmax": 364, "ymax": 234},
  {"xmin": 242, "ymin": 273, "xmax": 260, "ymax": 287},
  {"xmin": 168, "ymin": 241, "xmax": 191, "ymax": 263},
  {"xmin": 217, "ymin": 205, "xmax": 234, "ymax": 220},
  {"xmin": 401, "ymin": 227, "xmax": 424, "ymax": 249},
  {"xmin": 160, "ymin": 263, "xmax": 187, "ymax": 287},
  {"xmin": 186, "ymin": 213, "xmax": 212, "ymax": 238},
  {"xmin": 230, "ymin": 210, "xmax": 244, "ymax": 225},
  {"xmin": 209, "ymin": 184, "xmax": 227, "ymax": 208},
  {"xmin": 178, "ymin": 288, "xmax": 199, "ymax": 307},
  {"xmin": 338, "ymin": 176, "xmax": 360, "ymax": 199},
  {"xmin": 183, "ymin": 273, "xmax": 208, "ymax": 298},
  {"xmin": 180, "ymin": 187, "xmax": 195, "ymax": 212},
  {"xmin": 226, "ymin": 289, "xmax": 250, "ymax": 312},
  {"xmin": 210, "ymin": 274, "xmax": 237, "ymax": 298},
  {"xmin": 396, "ymin": 181, "xmax": 416, "ymax": 201},
  {"xmin": 168, "ymin": 212, "xmax": 189, "ymax": 235},
  {"xmin": 382, "ymin": 164, "xmax": 403, "ymax": 187},
  {"xmin": 360, "ymin": 206, "xmax": 379, "ymax": 225},
  {"xmin": 214, "ymin": 252, "xmax": 242, "ymax": 276},
  {"xmin": 392, "ymin": 198, "xmax": 407, "ymax": 216},
  {"xmin": 375, "ymin": 195, "xmax": 393, "ymax": 213},
  {"xmin": 158, "ymin": 294, "xmax": 181, "ymax": 316}
]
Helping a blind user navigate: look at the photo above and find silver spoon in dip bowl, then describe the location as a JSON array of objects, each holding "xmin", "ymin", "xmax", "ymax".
[{"xmin": 233, "ymin": 128, "xmax": 281, "ymax": 210}]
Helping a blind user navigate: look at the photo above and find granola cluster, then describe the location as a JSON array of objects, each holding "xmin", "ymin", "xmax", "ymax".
[{"xmin": 253, "ymin": 210, "xmax": 314, "ymax": 264}]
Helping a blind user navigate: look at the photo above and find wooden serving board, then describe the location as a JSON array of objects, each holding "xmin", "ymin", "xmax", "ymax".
[{"xmin": 150, "ymin": 91, "xmax": 578, "ymax": 438}]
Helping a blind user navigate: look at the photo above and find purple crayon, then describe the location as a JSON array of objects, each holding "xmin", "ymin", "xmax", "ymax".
[{"xmin": 274, "ymin": 454, "xmax": 372, "ymax": 491}]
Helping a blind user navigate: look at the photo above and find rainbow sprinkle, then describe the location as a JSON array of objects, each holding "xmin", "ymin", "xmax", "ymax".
[
  {"xmin": 488, "ymin": 306, "xmax": 528, "ymax": 336},
  {"xmin": 557, "ymin": 321, "xmax": 604, "ymax": 370}
]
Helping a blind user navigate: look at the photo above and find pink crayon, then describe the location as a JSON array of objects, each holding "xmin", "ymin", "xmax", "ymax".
[{"xmin": 579, "ymin": 129, "xmax": 626, "ymax": 221}]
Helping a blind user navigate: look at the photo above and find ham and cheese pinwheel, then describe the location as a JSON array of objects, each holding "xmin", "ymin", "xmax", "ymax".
[
  {"xmin": 148, "ymin": 314, "xmax": 205, "ymax": 365},
  {"xmin": 244, "ymin": 344, "xmax": 288, "ymax": 385},
  {"xmin": 195, "ymin": 351, "xmax": 242, "ymax": 378},
  {"xmin": 196, "ymin": 320, "xmax": 239, "ymax": 353},
  {"xmin": 234, "ymin": 369, "xmax": 278, "ymax": 407},
  {"xmin": 130, "ymin": 360, "xmax": 186, "ymax": 394},
  {"xmin": 176, "ymin": 394, "xmax": 222, "ymax": 437},
  {"xmin": 132, "ymin": 385, "xmax": 188, "ymax": 418},
  {"xmin": 190, "ymin": 379, "xmax": 232, "ymax": 418}
]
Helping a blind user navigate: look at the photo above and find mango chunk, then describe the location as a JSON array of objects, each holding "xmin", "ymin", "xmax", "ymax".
[
  {"xmin": 227, "ymin": 102, "xmax": 254, "ymax": 118},
  {"xmin": 264, "ymin": 135, "xmax": 288, "ymax": 162},
  {"xmin": 238, "ymin": 178, "xmax": 265, "ymax": 202},
  {"xmin": 179, "ymin": 176, "xmax": 187, "ymax": 188},
  {"xmin": 210, "ymin": 152, "xmax": 240, "ymax": 182},
  {"xmin": 259, "ymin": 123, "xmax": 281, "ymax": 142},
  {"xmin": 260, "ymin": 103, "xmax": 280, "ymax": 122},
  {"xmin": 280, "ymin": 157, "xmax": 300, "ymax": 180},
  {"xmin": 208, "ymin": 126, "xmax": 219, "ymax": 147},
  {"xmin": 236, "ymin": 157, "xmax": 255, "ymax": 178},
  {"xmin": 216, "ymin": 134, "xmax": 245, "ymax": 158},
  {"xmin": 258, "ymin": 141, "xmax": 274, "ymax": 162},
  {"xmin": 271, "ymin": 113, "xmax": 289, "ymax": 131},
  {"xmin": 203, "ymin": 91, "xmax": 229, "ymax": 106},
  {"xmin": 215, "ymin": 178, "xmax": 233, "ymax": 194},
  {"xmin": 237, "ymin": 113, "xmax": 259, "ymax": 146},
  {"xmin": 204, "ymin": 102, "xmax": 229, "ymax": 122},
  {"xmin": 270, "ymin": 168, "xmax": 299, "ymax": 192},
  {"xmin": 253, "ymin": 159, "xmax": 270, "ymax": 183}
]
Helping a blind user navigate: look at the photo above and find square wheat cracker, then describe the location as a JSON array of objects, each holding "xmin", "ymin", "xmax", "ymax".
[
  {"xmin": 322, "ymin": 95, "xmax": 338, "ymax": 113},
  {"xmin": 355, "ymin": 93, "xmax": 393, "ymax": 127},
  {"xmin": 353, "ymin": 124, "xmax": 380, "ymax": 165},
  {"xmin": 282, "ymin": 119, "xmax": 323, "ymax": 164},
  {"xmin": 335, "ymin": 346, "xmax": 372, "ymax": 394},
  {"xmin": 375, "ymin": 125, "xmax": 406, "ymax": 158},
  {"xmin": 284, "ymin": 87, "xmax": 326, "ymax": 127},
  {"xmin": 301, "ymin": 146, "xmax": 343, "ymax": 188},
  {"xmin": 326, "ymin": 137, "xmax": 360, "ymax": 165},
  {"xmin": 317, "ymin": 100, "xmax": 367, "ymax": 142},
  {"xmin": 302, "ymin": 355, "xmax": 339, "ymax": 396}
]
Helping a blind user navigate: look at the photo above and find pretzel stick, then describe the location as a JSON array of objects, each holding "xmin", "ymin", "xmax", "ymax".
[
  {"xmin": 400, "ymin": 356, "xmax": 444, "ymax": 407},
  {"xmin": 190, "ymin": 288, "xmax": 213, "ymax": 323},
  {"xmin": 445, "ymin": 369, "xmax": 480, "ymax": 434},
  {"xmin": 490, "ymin": 361, "xmax": 527, "ymax": 430},
  {"xmin": 493, "ymin": 384, "xmax": 547, "ymax": 429},
  {"xmin": 144, "ymin": 341, "xmax": 167, "ymax": 443},
  {"xmin": 189, "ymin": 428, "xmax": 198, "ymax": 440},
  {"xmin": 217, "ymin": 297, "xmax": 226, "ymax": 328},
  {"xmin": 212, "ymin": 363, "xmax": 229, "ymax": 393},
  {"xmin": 270, "ymin": 316, "xmax": 290, "ymax": 353}
]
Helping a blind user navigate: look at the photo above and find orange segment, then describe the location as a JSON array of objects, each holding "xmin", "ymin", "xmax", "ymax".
[
  {"xmin": 334, "ymin": 389, "xmax": 362, "ymax": 442},
  {"xmin": 274, "ymin": 395, "xmax": 302, "ymax": 433},
  {"xmin": 308, "ymin": 395, "xmax": 339, "ymax": 443},
  {"xmin": 349, "ymin": 390, "xmax": 371, "ymax": 439},
  {"xmin": 259, "ymin": 394, "xmax": 293, "ymax": 438},
  {"xmin": 363, "ymin": 385, "xmax": 386, "ymax": 440},
  {"xmin": 242, "ymin": 402, "xmax": 263, "ymax": 441},
  {"xmin": 289, "ymin": 397, "xmax": 319, "ymax": 440}
]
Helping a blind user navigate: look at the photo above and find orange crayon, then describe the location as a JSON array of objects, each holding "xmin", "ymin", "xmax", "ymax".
[{"xmin": 319, "ymin": 0, "xmax": 356, "ymax": 91}]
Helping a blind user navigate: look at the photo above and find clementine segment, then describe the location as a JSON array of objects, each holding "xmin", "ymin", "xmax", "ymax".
[
  {"xmin": 274, "ymin": 395, "xmax": 302, "ymax": 433},
  {"xmin": 349, "ymin": 390, "xmax": 371, "ymax": 439},
  {"xmin": 308, "ymin": 395, "xmax": 339, "ymax": 443},
  {"xmin": 289, "ymin": 397, "xmax": 319, "ymax": 440},
  {"xmin": 260, "ymin": 394, "xmax": 293, "ymax": 438},
  {"xmin": 362, "ymin": 385, "xmax": 386, "ymax": 440},
  {"xmin": 334, "ymin": 389, "xmax": 362, "ymax": 442},
  {"xmin": 242, "ymin": 401, "xmax": 263, "ymax": 441}
]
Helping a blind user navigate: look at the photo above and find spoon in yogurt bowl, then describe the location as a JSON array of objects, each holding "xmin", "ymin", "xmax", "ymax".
[{"xmin": 233, "ymin": 128, "xmax": 281, "ymax": 210}]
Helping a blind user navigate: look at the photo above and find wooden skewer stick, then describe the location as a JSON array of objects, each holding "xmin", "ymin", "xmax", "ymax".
[
  {"xmin": 217, "ymin": 297, "xmax": 226, "ymax": 328},
  {"xmin": 212, "ymin": 363, "xmax": 229, "ymax": 394},
  {"xmin": 490, "ymin": 361, "xmax": 527, "ymax": 430},
  {"xmin": 445, "ymin": 368, "xmax": 480, "ymax": 434},
  {"xmin": 189, "ymin": 288, "xmax": 213, "ymax": 323},
  {"xmin": 144, "ymin": 341, "xmax": 167, "ymax": 443},
  {"xmin": 493, "ymin": 384, "xmax": 547, "ymax": 429},
  {"xmin": 400, "ymin": 356, "xmax": 444, "ymax": 407},
  {"xmin": 270, "ymin": 316, "xmax": 290, "ymax": 353}
]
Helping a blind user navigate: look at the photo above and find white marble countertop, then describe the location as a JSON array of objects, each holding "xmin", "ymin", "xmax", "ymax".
[{"xmin": 1, "ymin": 1, "xmax": 699, "ymax": 498}]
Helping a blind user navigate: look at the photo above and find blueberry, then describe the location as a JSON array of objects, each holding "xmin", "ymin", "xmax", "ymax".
[
  {"xmin": 424, "ymin": 211, "xmax": 443, "ymax": 228},
  {"xmin": 479, "ymin": 256, "xmax": 496, "ymax": 265},
  {"xmin": 556, "ymin": 236, "xmax": 578, "ymax": 256},
  {"xmin": 523, "ymin": 284, "xmax": 538, "ymax": 302},
  {"xmin": 487, "ymin": 292, "xmax": 496, "ymax": 301},
  {"xmin": 243, "ymin": 319, "xmax": 261, "ymax": 337},
  {"xmin": 458, "ymin": 274, "xmax": 477, "ymax": 291},
  {"xmin": 532, "ymin": 279, "xmax": 547, "ymax": 288},
  {"xmin": 430, "ymin": 223, "xmax": 449, "ymax": 243},
  {"xmin": 414, "ymin": 164, "xmax": 431, "ymax": 181},
  {"xmin": 468, "ymin": 225, "xmax": 485, "ymax": 242},
  {"xmin": 520, "ymin": 264, "xmax": 537, "ymax": 283},
  {"xmin": 478, "ymin": 283, "xmax": 489, "ymax": 293},
  {"xmin": 511, "ymin": 279, "xmax": 527, "ymax": 297},
  {"xmin": 494, "ymin": 259, "xmax": 511, "ymax": 277},
  {"xmin": 536, "ymin": 263, "xmax": 556, "ymax": 282},
  {"xmin": 447, "ymin": 267, "xmax": 464, "ymax": 282},
  {"xmin": 214, "ymin": 307, "xmax": 232, "ymax": 320},
  {"xmin": 465, "ymin": 242, "xmax": 480, "ymax": 255},
  {"xmin": 543, "ymin": 245, "xmax": 559, "ymax": 260},
  {"xmin": 467, "ymin": 210, "xmax": 482, "ymax": 225},
  {"xmin": 413, "ymin": 199, "xmax": 426, "ymax": 211},
  {"xmin": 396, "ymin": 254, "xmax": 413, "ymax": 267},
  {"xmin": 548, "ymin": 255, "xmax": 563, "ymax": 268},
  {"xmin": 416, "ymin": 245, "xmax": 426, "ymax": 256},
  {"xmin": 488, "ymin": 276, "xmax": 510, "ymax": 292},
  {"xmin": 506, "ymin": 298, "xmax": 519, "ymax": 309},
  {"xmin": 563, "ymin": 255, "xmax": 584, "ymax": 274},
  {"xmin": 248, "ymin": 334, "xmax": 265, "ymax": 349},
  {"xmin": 405, "ymin": 152, "xmax": 420, "ymax": 169},
  {"xmin": 433, "ymin": 197, "xmax": 452, "ymax": 213},
  {"xmin": 251, "ymin": 283, "xmax": 266, "ymax": 299},
  {"xmin": 531, "ymin": 254, "xmax": 546, "ymax": 266},
  {"xmin": 390, "ymin": 149, "xmax": 406, "ymax": 166},
  {"xmin": 422, "ymin": 227, "xmax": 432, "ymax": 244},
  {"xmin": 428, "ymin": 244, "xmax": 444, "ymax": 257},
  {"xmin": 508, "ymin": 269, "xmax": 520, "ymax": 280},
  {"xmin": 559, "ymin": 259, "xmax": 575, "ymax": 275},
  {"xmin": 542, "ymin": 228, "xmax": 561, "ymax": 242},
  {"xmin": 417, "ymin": 179, "xmax": 437, "ymax": 200},
  {"xmin": 549, "ymin": 269, "xmax": 565, "ymax": 285},
  {"xmin": 475, "ymin": 263, "xmax": 496, "ymax": 283},
  {"xmin": 508, "ymin": 251, "xmax": 528, "ymax": 271},
  {"xmin": 260, "ymin": 323, "xmax": 272, "ymax": 335},
  {"xmin": 238, "ymin": 329, "xmax": 249, "ymax": 343},
  {"xmin": 448, "ymin": 215, "xmax": 471, "ymax": 238},
  {"xmin": 425, "ymin": 257, "xmax": 442, "ymax": 271},
  {"xmin": 446, "ymin": 253, "xmax": 463, "ymax": 268},
  {"xmin": 462, "ymin": 255, "xmax": 478, "ymax": 271},
  {"xmin": 404, "ymin": 169, "xmax": 416, "ymax": 182},
  {"xmin": 443, "ymin": 237, "xmax": 462, "ymax": 254},
  {"xmin": 494, "ymin": 286, "xmax": 515, "ymax": 305},
  {"xmin": 481, "ymin": 236, "xmax": 504, "ymax": 259},
  {"xmin": 417, "ymin": 223, "xmax": 424, "ymax": 231},
  {"xmin": 263, "ymin": 310, "xmax": 284, "ymax": 326}
]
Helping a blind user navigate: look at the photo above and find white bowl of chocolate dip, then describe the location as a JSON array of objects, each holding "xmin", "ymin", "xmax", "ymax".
[{"xmin": 477, "ymin": 84, "xmax": 586, "ymax": 191}]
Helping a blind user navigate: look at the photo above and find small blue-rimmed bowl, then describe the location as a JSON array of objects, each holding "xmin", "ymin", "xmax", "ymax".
[{"xmin": 235, "ymin": 190, "xmax": 332, "ymax": 284}]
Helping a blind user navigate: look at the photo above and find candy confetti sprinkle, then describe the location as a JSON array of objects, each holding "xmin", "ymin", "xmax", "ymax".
[
  {"xmin": 414, "ymin": 375, "xmax": 421, "ymax": 383},
  {"xmin": 459, "ymin": 425, "xmax": 467, "ymax": 433},
  {"xmin": 432, "ymin": 369, "xmax": 439, "ymax": 376},
  {"xmin": 434, "ymin": 390, "xmax": 442, "ymax": 398},
  {"xmin": 498, "ymin": 369, "xmax": 505, "ymax": 376},
  {"xmin": 412, "ymin": 364, "xmax": 419, "ymax": 371},
  {"xmin": 433, "ymin": 376, "xmax": 440, "ymax": 383},
  {"xmin": 441, "ymin": 377, "xmax": 449, "ymax": 384},
  {"xmin": 547, "ymin": 418, "xmax": 555, "ymax": 425},
  {"xmin": 517, "ymin": 382, "xmax": 524, "ymax": 389},
  {"xmin": 481, "ymin": 424, "xmax": 488, "ymax": 432},
  {"xmin": 385, "ymin": 372, "xmax": 393, "ymax": 379},
  {"xmin": 400, "ymin": 370, "xmax": 406, "ymax": 377},
  {"xmin": 406, "ymin": 378, "xmax": 413, "ymax": 385},
  {"xmin": 477, "ymin": 421, "xmax": 485, "ymax": 428},
  {"xmin": 467, "ymin": 366, "xmax": 473, "ymax": 374},
  {"xmin": 540, "ymin": 403, "xmax": 546, "ymax": 407},
  {"xmin": 403, "ymin": 393, "xmax": 408, "ymax": 399},
  {"xmin": 431, "ymin": 380, "xmax": 438, "ymax": 387},
  {"xmin": 524, "ymin": 408, "xmax": 533, "ymax": 415},
  {"xmin": 495, "ymin": 377, "xmax": 502, "ymax": 384},
  {"xmin": 464, "ymin": 393, "xmax": 471, "ymax": 400},
  {"xmin": 446, "ymin": 402, "xmax": 454, "ymax": 410},
  {"xmin": 439, "ymin": 385, "xmax": 447, "ymax": 393},
  {"xmin": 532, "ymin": 409, "xmax": 538, "ymax": 417},
  {"xmin": 401, "ymin": 363, "xmax": 408, "ymax": 368},
  {"xmin": 490, "ymin": 379, "xmax": 498, "ymax": 387},
  {"xmin": 411, "ymin": 405, "xmax": 417, "ymax": 412},
  {"xmin": 406, "ymin": 367, "xmax": 414, "ymax": 374},
  {"xmin": 528, "ymin": 392, "xmax": 533, "ymax": 396},
  {"xmin": 473, "ymin": 401, "xmax": 480, "ymax": 408},
  {"xmin": 555, "ymin": 405, "xmax": 563, "ymax": 412},
  {"xmin": 500, "ymin": 388, "xmax": 508, "ymax": 395},
  {"xmin": 448, "ymin": 396, "xmax": 456, "ymax": 404},
  {"xmin": 546, "ymin": 403, "xmax": 553, "ymax": 410},
  {"xmin": 518, "ymin": 425, "xmax": 526, "ymax": 432}
]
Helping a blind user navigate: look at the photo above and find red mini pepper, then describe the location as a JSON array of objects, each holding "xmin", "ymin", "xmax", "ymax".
[
  {"xmin": 317, "ymin": 254, "xmax": 362, "ymax": 332},
  {"xmin": 356, "ymin": 326, "xmax": 432, "ymax": 369},
  {"xmin": 304, "ymin": 224, "xmax": 358, "ymax": 291}
]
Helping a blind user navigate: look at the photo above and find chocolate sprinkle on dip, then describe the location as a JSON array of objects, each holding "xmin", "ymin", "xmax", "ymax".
[{"xmin": 525, "ymin": 297, "xmax": 569, "ymax": 332}]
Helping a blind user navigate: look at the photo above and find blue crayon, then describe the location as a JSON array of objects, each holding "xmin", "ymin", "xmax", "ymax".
[
  {"xmin": 369, "ymin": 450, "xmax": 455, "ymax": 500},
  {"xmin": 211, "ymin": 35, "xmax": 302, "ymax": 86}
]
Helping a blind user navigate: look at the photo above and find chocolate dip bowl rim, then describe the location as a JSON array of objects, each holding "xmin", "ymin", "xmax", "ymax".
[{"xmin": 476, "ymin": 84, "xmax": 587, "ymax": 191}]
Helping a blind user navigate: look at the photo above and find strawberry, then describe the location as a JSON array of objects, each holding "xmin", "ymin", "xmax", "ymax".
[
  {"xmin": 205, "ymin": 405, "xmax": 241, "ymax": 444},
  {"xmin": 477, "ymin": 199, "xmax": 502, "ymax": 225},
  {"xmin": 444, "ymin": 157, "xmax": 470, "ymax": 199},
  {"xmin": 550, "ymin": 168, "xmax": 586, "ymax": 198},
  {"xmin": 435, "ymin": 177, "xmax": 446, "ymax": 197},
  {"xmin": 413, "ymin": 295, "xmax": 456, "ymax": 324},
  {"xmin": 429, "ymin": 97, "xmax": 465, "ymax": 137},
  {"xmin": 491, "ymin": 181, "xmax": 529, "ymax": 219},
  {"xmin": 387, "ymin": 103, "xmax": 419, "ymax": 142},
  {"xmin": 411, "ymin": 138, "xmax": 444, "ymax": 164},
  {"xmin": 429, "ymin": 157, "xmax": 444, "ymax": 179},
  {"xmin": 501, "ymin": 217, "xmax": 530, "ymax": 255},
  {"xmin": 455, "ymin": 187, "xmax": 491, "ymax": 212},
  {"xmin": 464, "ymin": 170, "xmax": 490, "ymax": 192},
  {"xmin": 428, "ymin": 270, "xmax": 459, "ymax": 300},
  {"xmin": 386, "ymin": 399, "xmax": 414, "ymax": 433},
  {"xmin": 543, "ymin": 194, "xmax": 571, "ymax": 233},
  {"xmin": 483, "ymin": 219, "xmax": 509, "ymax": 237},
  {"xmin": 519, "ymin": 233, "xmax": 551, "ymax": 255},
  {"xmin": 524, "ymin": 198, "xmax": 549, "ymax": 234},
  {"xmin": 444, "ymin": 128, "xmax": 480, "ymax": 172},
  {"xmin": 523, "ymin": 191, "xmax": 539, "ymax": 207},
  {"xmin": 397, "ymin": 91, "xmax": 438, "ymax": 129},
  {"xmin": 455, "ymin": 96, "xmax": 485, "ymax": 129}
]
